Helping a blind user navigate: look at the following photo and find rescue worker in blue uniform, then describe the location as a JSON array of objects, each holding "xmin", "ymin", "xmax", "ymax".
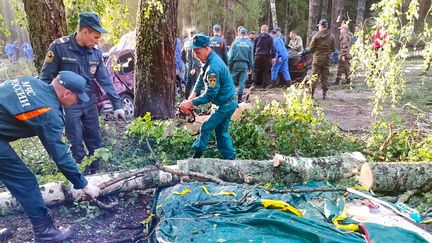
[
  {"xmin": 39, "ymin": 12, "xmax": 125, "ymax": 174},
  {"xmin": 210, "ymin": 24, "xmax": 229, "ymax": 65},
  {"xmin": 269, "ymin": 30, "xmax": 292, "ymax": 88},
  {"xmin": 0, "ymin": 71, "xmax": 100, "ymax": 242},
  {"xmin": 228, "ymin": 27, "xmax": 254, "ymax": 103},
  {"xmin": 180, "ymin": 34, "xmax": 237, "ymax": 160}
]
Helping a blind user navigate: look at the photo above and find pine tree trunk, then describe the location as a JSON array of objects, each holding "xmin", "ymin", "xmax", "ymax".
[
  {"xmin": 330, "ymin": 0, "xmax": 346, "ymax": 47},
  {"xmin": 178, "ymin": 152, "xmax": 366, "ymax": 184},
  {"xmin": 270, "ymin": 0, "xmax": 278, "ymax": 29},
  {"xmin": 284, "ymin": 1, "xmax": 290, "ymax": 39},
  {"xmin": 356, "ymin": 0, "xmax": 367, "ymax": 27},
  {"xmin": 415, "ymin": 0, "xmax": 432, "ymax": 33},
  {"xmin": 134, "ymin": 0, "xmax": 178, "ymax": 119},
  {"xmin": 307, "ymin": 0, "xmax": 321, "ymax": 45},
  {"xmin": 360, "ymin": 162, "xmax": 432, "ymax": 193},
  {"xmin": 320, "ymin": 0, "xmax": 330, "ymax": 20},
  {"xmin": 22, "ymin": 0, "xmax": 67, "ymax": 72}
]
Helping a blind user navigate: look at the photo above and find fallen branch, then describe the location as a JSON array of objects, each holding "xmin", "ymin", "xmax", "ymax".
[
  {"xmin": 145, "ymin": 137, "xmax": 231, "ymax": 185},
  {"xmin": 266, "ymin": 186, "xmax": 348, "ymax": 194}
]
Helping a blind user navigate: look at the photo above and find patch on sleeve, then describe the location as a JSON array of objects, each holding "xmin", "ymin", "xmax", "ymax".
[
  {"xmin": 207, "ymin": 73, "xmax": 217, "ymax": 88},
  {"xmin": 45, "ymin": 50, "xmax": 54, "ymax": 63}
]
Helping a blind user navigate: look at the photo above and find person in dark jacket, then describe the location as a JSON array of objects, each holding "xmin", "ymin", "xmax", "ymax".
[
  {"xmin": 182, "ymin": 29, "xmax": 201, "ymax": 98},
  {"xmin": 0, "ymin": 71, "xmax": 100, "ymax": 242},
  {"xmin": 252, "ymin": 24, "xmax": 275, "ymax": 88},
  {"xmin": 309, "ymin": 19, "xmax": 336, "ymax": 99},
  {"xmin": 210, "ymin": 24, "xmax": 228, "ymax": 65},
  {"xmin": 39, "ymin": 12, "xmax": 125, "ymax": 174}
]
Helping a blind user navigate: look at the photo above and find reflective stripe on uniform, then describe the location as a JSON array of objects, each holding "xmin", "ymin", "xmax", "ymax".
[{"xmin": 15, "ymin": 107, "xmax": 52, "ymax": 121}]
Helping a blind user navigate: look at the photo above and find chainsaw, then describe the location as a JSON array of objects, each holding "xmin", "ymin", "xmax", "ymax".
[{"xmin": 176, "ymin": 105, "xmax": 196, "ymax": 123}]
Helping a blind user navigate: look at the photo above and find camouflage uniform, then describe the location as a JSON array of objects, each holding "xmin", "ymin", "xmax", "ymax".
[
  {"xmin": 309, "ymin": 29, "xmax": 336, "ymax": 98},
  {"xmin": 335, "ymin": 34, "xmax": 352, "ymax": 84}
]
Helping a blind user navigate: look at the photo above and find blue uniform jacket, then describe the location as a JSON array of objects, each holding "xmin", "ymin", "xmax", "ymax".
[
  {"xmin": 273, "ymin": 36, "xmax": 289, "ymax": 60},
  {"xmin": 0, "ymin": 77, "xmax": 88, "ymax": 189},
  {"xmin": 192, "ymin": 51, "xmax": 235, "ymax": 107},
  {"xmin": 39, "ymin": 33, "xmax": 121, "ymax": 110},
  {"xmin": 210, "ymin": 34, "xmax": 228, "ymax": 65},
  {"xmin": 228, "ymin": 37, "xmax": 254, "ymax": 70}
]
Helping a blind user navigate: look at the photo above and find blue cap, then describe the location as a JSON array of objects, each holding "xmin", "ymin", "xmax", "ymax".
[
  {"xmin": 79, "ymin": 12, "xmax": 108, "ymax": 34},
  {"xmin": 58, "ymin": 71, "xmax": 89, "ymax": 103},
  {"xmin": 213, "ymin": 24, "xmax": 221, "ymax": 31},
  {"xmin": 190, "ymin": 34, "xmax": 210, "ymax": 49},
  {"xmin": 240, "ymin": 27, "xmax": 248, "ymax": 34},
  {"xmin": 274, "ymin": 27, "xmax": 281, "ymax": 32}
]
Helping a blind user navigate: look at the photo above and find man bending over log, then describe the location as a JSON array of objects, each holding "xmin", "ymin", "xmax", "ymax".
[{"xmin": 0, "ymin": 71, "xmax": 100, "ymax": 242}]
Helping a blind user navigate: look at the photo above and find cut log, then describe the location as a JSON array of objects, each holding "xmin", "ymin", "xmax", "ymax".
[
  {"xmin": 0, "ymin": 168, "xmax": 179, "ymax": 216},
  {"xmin": 178, "ymin": 152, "xmax": 366, "ymax": 184},
  {"xmin": 360, "ymin": 162, "xmax": 432, "ymax": 193}
]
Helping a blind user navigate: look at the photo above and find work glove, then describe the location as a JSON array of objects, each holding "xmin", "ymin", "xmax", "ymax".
[
  {"xmin": 82, "ymin": 183, "xmax": 101, "ymax": 200},
  {"xmin": 114, "ymin": 108, "xmax": 126, "ymax": 121}
]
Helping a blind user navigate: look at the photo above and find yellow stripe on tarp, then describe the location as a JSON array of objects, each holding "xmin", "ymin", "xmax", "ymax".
[
  {"xmin": 201, "ymin": 185, "xmax": 236, "ymax": 197},
  {"xmin": 261, "ymin": 199, "xmax": 303, "ymax": 217},
  {"xmin": 332, "ymin": 196, "xmax": 360, "ymax": 232}
]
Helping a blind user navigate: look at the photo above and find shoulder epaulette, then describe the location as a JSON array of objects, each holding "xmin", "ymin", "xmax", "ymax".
[{"xmin": 55, "ymin": 36, "xmax": 70, "ymax": 44}]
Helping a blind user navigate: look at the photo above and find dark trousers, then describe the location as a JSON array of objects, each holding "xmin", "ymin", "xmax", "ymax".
[
  {"xmin": 192, "ymin": 100, "xmax": 237, "ymax": 160},
  {"xmin": 252, "ymin": 56, "xmax": 272, "ymax": 86},
  {"xmin": 0, "ymin": 140, "xmax": 48, "ymax": 219},
  {"xmin": 311, "ymin": 61, "xmax": 330, "ymax": 94},
  {"xmin": 185, "ymin": 71, "xmax": 198, "ymax": 99},
  {"xmin": 65, "ymin": 100, "xmax": 102, "ymax": 170}
]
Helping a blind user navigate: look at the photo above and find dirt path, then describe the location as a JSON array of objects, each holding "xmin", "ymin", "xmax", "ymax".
[{"xmin": 248, "ymin": 61, "xmax": 431, "ymax": 133}]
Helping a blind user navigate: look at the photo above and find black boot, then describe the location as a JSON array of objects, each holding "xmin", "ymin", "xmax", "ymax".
[
  {"xmin": 31, "ymin": 215, "xmax": 73, "ymax": 243},
  {"xmin": 192, "ymin": 151, "xmax": 202, "ymax": 159},
  {"xmin": 323, "ymin": 92, "xmax": 327, "ymax": 100},
  {"xmin": 238, "ymin": 94, "xmax": 243, "ymax": 103}
]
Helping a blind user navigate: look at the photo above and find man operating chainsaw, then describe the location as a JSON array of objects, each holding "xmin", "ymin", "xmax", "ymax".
[{"xmin": 179, "ymin": 34, "xmax": 237, "ymax": 160}]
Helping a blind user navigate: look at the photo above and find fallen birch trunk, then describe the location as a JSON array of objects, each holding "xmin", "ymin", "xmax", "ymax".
[
  {"xmin": 360, "ymin": 162, "xmax": 432, "ymax": 193},
  {"xmin": 178, "ymin": 152, "xmax": 365, "ymax": 184},
  {"xmin": 0, "ymin": 168, "xmax": 178, "ymax": 216}
]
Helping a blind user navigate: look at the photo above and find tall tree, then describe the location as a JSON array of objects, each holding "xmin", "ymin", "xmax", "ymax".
[
  {"xmin": 270, "ymin": 0, "xmax": 278, "ymax": 29},
  {"xmin": 356, "ymin": 0, "xmax": 367, "ymax": 27},
  {"xmin": 330, "ymin": 0, "xmax": 346, "ymax": 46},
  {"xmin": 284, "ymin": 1, "xmax": 291, "ymax": 37},
  {"xmin": 415, "ymin": 0, "xmax": 432, "ymax": 33},
  {"xmin": 22, "ymin": 0, "xmax": 67, "ymax": 72},
  {"xmin": 307, "ymin": 0, "xmax": 321, "ymax": 45},
  {"xmin": 134, "ymin": 0, "xmax": 178, "ymax": 119},
  {"xmin": 320, "ymin": 0, "xmax": 331, "ymax": 20}
]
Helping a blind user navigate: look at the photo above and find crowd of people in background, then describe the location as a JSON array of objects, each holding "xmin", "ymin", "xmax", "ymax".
[
  {"xmin": 176, "ymin": 18, "xmax": 384, "ymax": 101},
  {"xmin": 177, "ymin": 23, "xmax": 307, "ymax": 103},
  {"xmin": 2, "ymin": 40, "xmax": 33, "ymax": 64}
]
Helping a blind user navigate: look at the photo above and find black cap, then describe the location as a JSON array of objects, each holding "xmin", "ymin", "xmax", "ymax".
[{"xmin": 318, "ymin": 19, "xmax": 328, "ymax": 27}]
